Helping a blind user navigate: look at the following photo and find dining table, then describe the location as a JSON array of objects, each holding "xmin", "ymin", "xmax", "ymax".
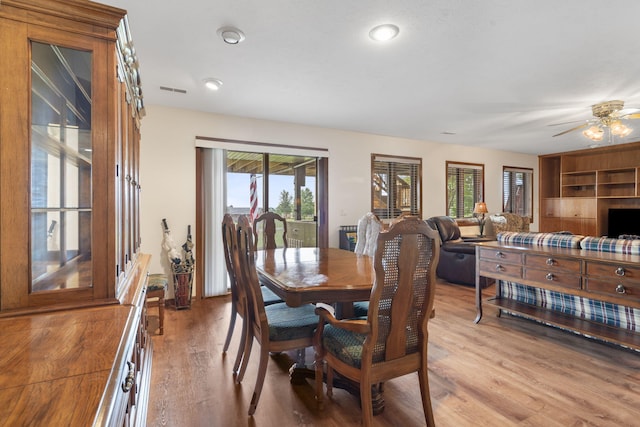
[
  {"xmin": 254, "ymin": 246, "xmax": 374, "ymax": 316},
  {"xmin": 254, "ymin": 246, "xmax": 386, "ymax": 414}
]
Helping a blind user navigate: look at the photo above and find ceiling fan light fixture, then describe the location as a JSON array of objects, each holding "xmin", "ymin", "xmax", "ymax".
[
  {"xmin": 217, "ymin": 26, "xmax": 245, "ymax": 44},
  {"xmin": 610, "ymin": 120, "xmax": 632, "ymax": 137},
  {"xmin": 369, "ymin": 24, "xmax": 399, "ymax": 42},
  {"xmin": 583, "ymin": 125, "xmax": 604, "ymax": 141},
  {"xmin": 204, "ymin": 78, "xmax": 223, "ymax": 91}
]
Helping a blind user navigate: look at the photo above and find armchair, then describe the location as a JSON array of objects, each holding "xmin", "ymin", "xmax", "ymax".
[{"xmin": 488, "ymin": 212, "xmax": 530, "ymax": 235}]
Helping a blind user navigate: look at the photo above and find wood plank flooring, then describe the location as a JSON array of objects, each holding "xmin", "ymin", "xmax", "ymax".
[{"xmin": 146, "ymin": 281, "xmax": 640, "ymax": 426}]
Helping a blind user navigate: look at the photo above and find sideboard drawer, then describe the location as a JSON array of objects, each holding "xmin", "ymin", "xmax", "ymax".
[
  {"xmin": 586, "ymin": 261, "xmax": 640, "ymax": 281},
  {"xmin": 479, "ymin": 259, "xmax": 522, "ymax": 280},
  {"xmin": 524, "ymin": 268, "xmax": 581, "ymax": 290},
  {"xmin": 525, "ymin": 254, "xmax": 581, "ymax": 273},
  {"xmin": 478, "ymin": 248, "xmax": 522, "ymax": 265},
  {"xmin": 585, "ymin": 278, "xmax": 640, "ymax": 302}
]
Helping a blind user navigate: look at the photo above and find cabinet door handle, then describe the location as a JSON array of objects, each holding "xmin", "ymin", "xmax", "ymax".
[
  {"xmin": 495, "ymin": 252, "xmax": 505, "ymax": 259},
  {"xmin": 545, "ymin": 273, "xmax": 554, "ymax": 281},
  {"xmin": 615, "ymin": 267, "xmax": 625, "ymax": 277},
  {"xmin": 122, "ymin": 361, "xmax": 136, "ymax": 393},
  {"xmin": 546, "ymin": 258, "xmax": 554, "ymax": 266},
  {"xmin": 616, "ymin": 284, "xmax": 626, "ymax": 294},
  {"xmin": 495, "ymin": 264, "xmax": 504, "ymax": 272}
]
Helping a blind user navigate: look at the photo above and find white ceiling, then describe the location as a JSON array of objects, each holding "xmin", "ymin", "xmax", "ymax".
[{"xmin": 107, "ymin": 0, "xmax": 640, "ymax": 155}]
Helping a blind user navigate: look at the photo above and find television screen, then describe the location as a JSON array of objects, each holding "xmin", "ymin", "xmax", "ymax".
[{"xmin": 607, "ymin": 208, "xmax": 640, "ymax": 238}]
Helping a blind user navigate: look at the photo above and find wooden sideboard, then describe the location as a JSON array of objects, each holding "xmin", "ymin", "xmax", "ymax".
[
  {"xmin": 0, "ymin": 254, "xmax": 152, "ymax": 426},
  {"xmin": 475, "ymin": 242, "xmax": 640, "ymax": 350}
]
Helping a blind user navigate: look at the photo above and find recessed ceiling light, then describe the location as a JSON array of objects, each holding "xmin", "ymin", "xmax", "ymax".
[
  {"xmin": 204, "ymin": 78, "xmax": 223, "ymax": 91},
  {"xmin": 369, "ymin": 24, "xmax": 399, "ymax": 42},
  {"xmin": 217, "ymin": 26, "xmax": 245, "ymax": 44}
]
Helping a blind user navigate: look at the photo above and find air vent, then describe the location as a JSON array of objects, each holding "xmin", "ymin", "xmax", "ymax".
[{"xmin": 160, "ymin": 86, "xmax": 187, "ymax": 94}]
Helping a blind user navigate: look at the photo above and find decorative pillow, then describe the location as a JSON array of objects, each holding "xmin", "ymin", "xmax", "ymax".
[
  {"xmin": 497, "ymin": 231, "xmax": 583, "ymax": 248},
  {"xmin": 580, "ymin": 236, "xmax": 640, "ymax": 255}
]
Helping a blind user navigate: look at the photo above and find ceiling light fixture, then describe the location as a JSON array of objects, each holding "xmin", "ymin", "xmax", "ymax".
[
  {"xmin": 217, "ymin": 26, "xmax": 245, "ymax": 44},
  {"xmin": 369, "ymin": 24, "xmax": 399, "ymax": 42},
  {"xmin": 204, "ymin": 78, "xmax": 223, "ymax": 91}
]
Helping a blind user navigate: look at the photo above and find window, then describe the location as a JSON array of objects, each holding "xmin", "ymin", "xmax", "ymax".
[
  {"xmin": 446, "ymin": 161, "xmax": 484, "ymax": 218},
  {"xmin": 503, "ymin": 166, "xmax": 533, "ymax": 222},
  {"xmin": 371, "ymin": 154, "xmax": 422, "ymax": 219}
]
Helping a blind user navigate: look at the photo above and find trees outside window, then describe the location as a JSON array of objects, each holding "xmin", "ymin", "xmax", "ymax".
[{"xmin": 446, "ymin": 161, "xmax": 484, "ymax": 218}]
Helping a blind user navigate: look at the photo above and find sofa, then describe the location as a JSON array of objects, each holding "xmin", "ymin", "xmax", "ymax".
[
  {"xmin": 426, "ymin": 216, "xmax": 492, "ymax": 287},
  {"xmin": 494, "ymin": 231, "xmax": 640, "ymax": 336}
]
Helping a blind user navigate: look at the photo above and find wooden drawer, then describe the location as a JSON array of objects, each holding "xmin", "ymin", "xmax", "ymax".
[
  {"xmin": 525, "ymin": 254, "xmax": 581, "ymax": 273},
  {"xmin": 479, "ymin": 259, "xmax": 522, "ymax": 280},
  {"xmin": 478, "ymin": 248, "xmax": 522, "ymax": 265},
  {"xmin": 523, "ymin": 268, "xmax": 581, "ymax": 290},
  {"xmin": 585, "ymin": 278, "xmax": 640, "ymax": 302},
  {"xmin": 586, "ymin": 261, "xmax": 640, "ymax": 281}
]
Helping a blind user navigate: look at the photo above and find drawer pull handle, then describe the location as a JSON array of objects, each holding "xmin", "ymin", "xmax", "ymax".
[
  {"xmin": 495, "ymin": 264, "xmax": 504, "ymax": 272},
  {"xmin": 122, "ymin": 361, "xmax": 136, "ymax": 393},
  {"xmin": 616, "ymin": 284, "xmax": 626, "ymax": 294},
  {"xmin": 495, "ymin": 252, "xmax": 505, "ymax": 259},
  {"xmin": 546, "ymin": 258, "xmax": 554, "ymax": 266},
  {"xmin": 545, "ymin": 273, "xmax": 554, "ymax": 281},
  {"xmin": 615, "ymin": 267, "xmax": 625, "ymax": 277}
]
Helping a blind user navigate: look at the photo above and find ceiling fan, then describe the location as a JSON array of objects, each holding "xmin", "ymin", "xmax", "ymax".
[{"xmin": 551, "ymin": 100, "xmax": 640, "ymax": 141}]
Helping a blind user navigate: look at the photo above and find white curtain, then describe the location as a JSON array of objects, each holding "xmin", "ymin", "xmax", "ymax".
[{"xmin": 203, "ymin": 148, "xmax": 228, "ymax": 297}]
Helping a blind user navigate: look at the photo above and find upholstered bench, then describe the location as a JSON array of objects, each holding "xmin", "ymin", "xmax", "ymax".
[{"xmin": 147, "ymin": 273, "xmax": 168, "ymax": 335}]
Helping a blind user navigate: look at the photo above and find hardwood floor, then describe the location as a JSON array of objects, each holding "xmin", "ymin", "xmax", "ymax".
[{"xmin": 146, "ymin": 281, "xmax": 640, "ymax": 426}]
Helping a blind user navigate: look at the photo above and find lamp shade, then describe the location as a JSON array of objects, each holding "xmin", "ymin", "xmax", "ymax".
[{"xmin": 473, "ymin": 202, "xmax": 488, "ymax": 214}]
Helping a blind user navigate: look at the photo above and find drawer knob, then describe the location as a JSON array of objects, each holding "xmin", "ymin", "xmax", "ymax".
[
  {"xmin": 546, "ymin": 258, "xmax": 554, "ymax": 266},
  {"xmin": 616, "ymin": 284, "xmax": 626, "ymax": 294},
  {"xmin": 495, "ymin": 252, "xmax": 505, "ymax": 259},
  {"xmin": 495, "ymin": 264, "xmax": 504, "ymax": 272},
  {"xmin": 545, "ymin": 273, "xmax": 554, "ymax": 281},
  {"xmin": 615, "ymin": 267, "xmax": 625, "ymax": 277},
  {"xmin": 122, "ymin": 361, "xmax": 136, "ymax": 393}
]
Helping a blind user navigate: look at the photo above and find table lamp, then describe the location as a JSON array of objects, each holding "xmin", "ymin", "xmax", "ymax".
[{"xmin": 474, "ymin": 202, "xmax": 489, "ymax": 237}]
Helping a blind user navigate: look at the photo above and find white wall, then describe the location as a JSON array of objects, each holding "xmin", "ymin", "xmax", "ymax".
[{"xmin": 140, "ymin": 104, "xmax": 538, "ymax": 278}]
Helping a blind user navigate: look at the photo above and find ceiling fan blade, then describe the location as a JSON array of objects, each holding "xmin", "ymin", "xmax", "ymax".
[
  {"xmin": 618, "ymin": 108, "xmax": 640, "ymax": 116},
  {"xmin": 548, "ymin": 119, "xmax": 588, "ymax": 127},
  {"xmin": 552, "ymin": 122, "xmax": 589, "ymax": 137},
  {"xmin": 621, "ymin": 112, "xmax": 640, "ymax": 120}
]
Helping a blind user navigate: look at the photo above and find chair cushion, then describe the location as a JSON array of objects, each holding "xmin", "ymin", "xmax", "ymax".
[
  {"xmin": 322, "ymin": 320, "xmax": 368, "ymax": 368},
  {"xmin": 426, "ymin": 216, "xmax": 461, "ymax": 242},
  {"xmin": 265, "ymin": 303, "xmax": 319, "ymax": 341},
  {"xmin": 260, "ymin": 285, "xmax": 282, "ymax": 306},
  {"xmin": 147, "ymin": 274, "xmax": 168, "ymax": 291},
  {"xmin": 352, "ymin": 301, "xmax": 369, "ymax": 317}
]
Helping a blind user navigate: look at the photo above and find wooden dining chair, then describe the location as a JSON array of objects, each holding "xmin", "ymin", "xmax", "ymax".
[
  {"xmin": 234, "ymin": 215, "xmax": 319, "ymax": 416},
  {"xmin": 314, "ymin": 216, "xmax": 440, "ymax": 427},
  {"xmin": 252, "ymin": 211, "xmax": 288, "ymax": 250},
  {"xmin": 221, "ymin": 214, "xmax": 281, "ymax": 378}
]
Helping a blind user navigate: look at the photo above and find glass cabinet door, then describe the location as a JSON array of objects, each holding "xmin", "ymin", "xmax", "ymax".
[{"xmin": 30, "ymin": 41, "xmax": 93, "ymax": 292}]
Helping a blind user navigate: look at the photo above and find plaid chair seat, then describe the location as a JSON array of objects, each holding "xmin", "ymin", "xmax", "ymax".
[{"xmin": 265, "ymin": 302, "xmax": 319, "ymax": 341}]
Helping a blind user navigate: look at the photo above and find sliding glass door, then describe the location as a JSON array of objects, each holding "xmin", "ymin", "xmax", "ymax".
[{"xmin": 225, "ymin": 151, "xmax": 317, "ymax": 247}]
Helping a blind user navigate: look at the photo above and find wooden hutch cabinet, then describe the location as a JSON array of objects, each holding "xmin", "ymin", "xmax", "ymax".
[
  {"xmin": 0, "ymin": 1, "xmax": 151, "ymax": 425},
  {"xmin": 539, "ymin": 141, "xmax": 640, "ymax": 236}
]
